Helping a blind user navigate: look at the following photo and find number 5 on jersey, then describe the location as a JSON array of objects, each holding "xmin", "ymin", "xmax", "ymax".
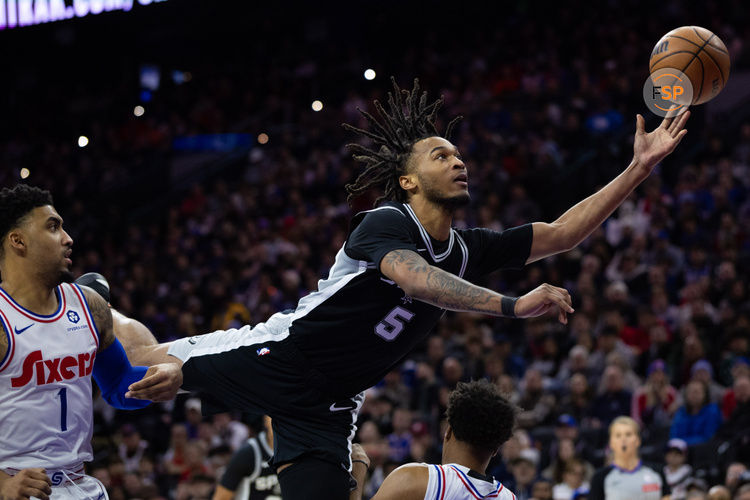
[{"xmin": 375, "ymin": 306, "xmax": 415, "ymax": 341}]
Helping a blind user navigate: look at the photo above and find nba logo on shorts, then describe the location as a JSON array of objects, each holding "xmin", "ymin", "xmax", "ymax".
[
  {"xmin": 257, "ymin": 347, "xmax": 270, "ymax": 356},
  {"xmin": 67, "ymin": 311, "xmax": 80, "ymax": 323}
]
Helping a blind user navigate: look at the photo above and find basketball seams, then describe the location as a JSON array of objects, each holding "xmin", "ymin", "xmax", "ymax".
[
  {"xmin": 663, "ymin": 35, "xmax": 726, "ymax": 85},
  {"xmin": 649, "ymin": 51, "xmax": 699, "ymax": 73},
  {"xmin": 688, "ymin": 55, "xmax": 705, "ymax": 103},
  {"xmin": 691, "ymin": 26, "xmax": 708, "ymax": 42},
  {"xmin": 677, "ymin": 34, "xmax": 711, "ymax": 79},
  {"xmin": 691, "ymin": 26, "xmax": 729, "ymax": 55},
  {"xmin": 672, "ymin": 34, "xmax": 712, "ymax": 104},
  {"xmin": 700, "ymin": 53, "xmax": 724, "ymax": 97}
]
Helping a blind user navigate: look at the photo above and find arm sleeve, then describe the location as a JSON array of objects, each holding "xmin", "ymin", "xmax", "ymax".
[
  {"xmin": 457, "ymin": 224, "xmax": 533, "ymax": 278},
  {"xmin": 220, "ymin": 441, "xmax": 258, "ymax": 490},
  {"xmin": 92, "ymin": 337, "xmax": 151, "ymax": 410},
  {"xmin": 345, "ymin": 207, "xmax": 418, "ymax": 269},
  {"xmin": 588, "ymin": 467, "xmax": 608, "ymax": 500}
]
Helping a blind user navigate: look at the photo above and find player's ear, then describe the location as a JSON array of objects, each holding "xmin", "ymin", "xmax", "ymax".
[
  {"xmin": 399, "ymin": 153, "xmax": 419, "ymax": 193},
  {"xmin": 399, "ymin": 173, "xmax": 418, "ymax": 192},
  {"xmin": 444, "ymin": 426, "xmax": 453, "ymax": 442},
  {"xmin": 7, "ymin": 229, "xmax": 27, "ymax": 254}
]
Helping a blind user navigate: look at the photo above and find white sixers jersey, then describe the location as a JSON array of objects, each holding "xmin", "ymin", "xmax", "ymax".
[
  {"xmin": 424, "ymin": 463, "xmax": 515, "ymax": 500},
  {"xmin": 0, "ymin": 283, "xmax": 99, "ymax": 471}
]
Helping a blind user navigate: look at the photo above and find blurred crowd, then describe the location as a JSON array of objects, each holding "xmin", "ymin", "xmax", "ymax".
[{"xmin": 2, "ymin": 1, "xmax": 750, "ymax": 499}]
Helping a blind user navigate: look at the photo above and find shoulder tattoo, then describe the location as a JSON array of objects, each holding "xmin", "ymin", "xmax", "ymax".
[{"xmin": 81, "ymin": 286, "xmax": 115, "ymax": 350}]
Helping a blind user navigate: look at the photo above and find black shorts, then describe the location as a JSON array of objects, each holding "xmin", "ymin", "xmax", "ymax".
[{"xmin": 169, "ymin": 329, "xmax": 364, "ymax": 471}]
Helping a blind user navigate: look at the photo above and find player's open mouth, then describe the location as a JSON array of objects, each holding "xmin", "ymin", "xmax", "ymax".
[{"xmin": 454, "ymin": 173, "xmax": 468, "ymax": 186}]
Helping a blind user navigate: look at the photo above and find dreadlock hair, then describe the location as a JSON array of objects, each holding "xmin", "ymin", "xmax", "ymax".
[
  {"xmin": 0, "ymin": 184, "xmax": 53, "ymax": 258},
  {"xmin": 446, "ymin": 380, "xmax": 517, "ymax": 455},
  {"xmin": 342, "ymin": 78, "xmax": 462, "ymax": 206}
]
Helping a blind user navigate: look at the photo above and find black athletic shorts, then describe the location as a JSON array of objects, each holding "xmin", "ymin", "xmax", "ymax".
[{"xmin": 167, "ymin": 326, "xmax": 364, "ymax": 472}]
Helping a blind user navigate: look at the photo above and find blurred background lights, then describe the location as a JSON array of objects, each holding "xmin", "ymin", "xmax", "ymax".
[
  {"xmin": 364, "ymin": 69, "xmax": 376, "ymax": 80},
  {"xmin": 20, "ymin": 168, "xmax": 30, "ymax": 179},
  {"xmin": 258, "ymin": 133, "xmax": 269, "ymax": 144},
  {"xmin": 78, "ymin": 136, "xmax": 89, "ymax": 148},
  {"xmin": 134, "ymin": 105, "xmax": 145, "ymax": 117},
  {"xmin": 311, "ymin": 100, "xmax": 323, "ymax": 112}
]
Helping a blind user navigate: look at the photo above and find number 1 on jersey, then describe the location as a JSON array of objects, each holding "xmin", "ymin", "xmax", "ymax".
[
  {"xmin": 57, "ymin": 387, "xmax": 68, "ymax": 432},
  {"xmin": 375, "ymin": 306, "xmax": 415, "ymax": 341}
]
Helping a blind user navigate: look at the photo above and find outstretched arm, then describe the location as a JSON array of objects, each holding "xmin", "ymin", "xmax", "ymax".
[
  {"xmin": 111, "ymin": 309, "xmax": 158, "ymax": 364},
  {"xmin": 381, "ymin": 249, "xmax": 574, "ymax": 323},
  {"xmin": 82, "ymin": 287, "xmax": 179, "ymax": 404},
  {"xmin": 526, "ymin": 110, "xmax": 690, "ymax": 263}
]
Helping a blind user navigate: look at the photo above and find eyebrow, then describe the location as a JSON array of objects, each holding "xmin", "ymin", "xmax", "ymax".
[
  {"xmin": 429, "ymin": 146, "xmax": 460, "ymax": 155},
  {"xmin": 47, "ymin": 216, "xmax": 63, "ymax": 225}
]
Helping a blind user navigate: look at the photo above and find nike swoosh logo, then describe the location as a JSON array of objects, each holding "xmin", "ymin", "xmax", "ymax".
[
  {"xmin": 14, "ymin": 324, "xmax": 33, "ymax": 335},
  {"xmin": 329, "ymin": 403, "xmax": 355, "ymax": 412},
  {"xmin": 417, "ymin": 248, "xmax": 428, "ymax": 252}
]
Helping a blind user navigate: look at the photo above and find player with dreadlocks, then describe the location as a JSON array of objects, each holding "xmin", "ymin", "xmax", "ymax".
[
  {"xmin": 343, "ymin": 78, "xmax": 462, "ymax": 205},
  {"xmin": 122, "ymin": 79, "xmax": 690, "ymax": 500}
]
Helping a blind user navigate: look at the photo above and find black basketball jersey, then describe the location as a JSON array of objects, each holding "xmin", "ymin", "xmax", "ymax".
[
  {"xmin": 219, "ymin": 432, "xmax": 280, "ymax": 500},
  {"xmin": 288, "ymin": 202, "xmax": 532, "ymax": 397}
]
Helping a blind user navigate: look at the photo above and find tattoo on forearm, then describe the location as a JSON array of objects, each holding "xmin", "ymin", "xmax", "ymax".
[{"xmin": 383, "ymin": 250, "xmax": 502, "ymax": 314}]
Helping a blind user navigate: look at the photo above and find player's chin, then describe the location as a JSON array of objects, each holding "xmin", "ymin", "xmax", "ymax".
[
  {"xmin": 450, "ymin": 191, "xmax": 471, "ymax": 206},
  {"xmin": 59, "ymin": 269, "xmax": 75, "ymax": 284}
]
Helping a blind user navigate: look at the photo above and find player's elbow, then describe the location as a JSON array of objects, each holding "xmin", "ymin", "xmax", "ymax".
[
  {"xmin": 395, "ymin": 276, "xmax": 422, "ymax": 298},
  {"xmin": 549, "ymin": 222, "xmax": 578, "ymax": 252}
]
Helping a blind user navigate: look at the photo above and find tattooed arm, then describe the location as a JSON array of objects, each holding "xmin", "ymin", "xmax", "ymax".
[
  {"xmin": 381, "ymin": 249, "xmax": 506, "ymax": 314},
  {"xmin": 81, "ymin": 286, "xmax": 116, "ymax": 350},
  {"xmin": 380, "ymin": 249, "xmax": 574, "ymax": 322},
  {"xmin": 0, "ymin": 322, "xmax": 7, "ymax": 366}
]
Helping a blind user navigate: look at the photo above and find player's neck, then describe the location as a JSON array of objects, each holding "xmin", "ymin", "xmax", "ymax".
[
  {"xmin": 443, "ymin": 443, "xmax": 489, "ymax": 475},
  {"xmin": 407, "ymin": 197, "xmax": 453, "ymax": 241},
  {"xmin": 0, "ymin": 267, "xmax": 59, "ymax": 315}
]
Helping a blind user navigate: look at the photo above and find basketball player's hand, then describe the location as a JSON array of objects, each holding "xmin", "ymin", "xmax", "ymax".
[
  {"xmin": 126, "ymin": 362, "xmax": 182, "ymax": 402},
  {"xmin": 351, "ymin": 444, "xmax": 370, "ymax": 468},
  {"xmin": 514, "ymin": 283, "xmax": 574, "ymax": 324},
  {"xmin": 0, "ymin": 468, "xmax": 51, "ymax": 500},
  {"xmin": 633, "ymin": 108, "xmax": 690, "ymax": 172}
]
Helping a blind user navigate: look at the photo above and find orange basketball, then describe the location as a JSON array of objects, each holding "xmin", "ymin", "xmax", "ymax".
[{"xmin": 649, "ymin": 26, "xmax": 730, "ymax": 105}]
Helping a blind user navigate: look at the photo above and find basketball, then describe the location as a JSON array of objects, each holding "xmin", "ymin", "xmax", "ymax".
[{"xmin": 649, "ymin": 26, "xmax": 730, "ymax": 105}]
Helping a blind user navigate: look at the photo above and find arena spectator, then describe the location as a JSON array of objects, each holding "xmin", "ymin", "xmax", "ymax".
[
  {"xmin": 663, "ymin": 438, "xmax": 693, "ymax": 500},
  {"xmin": 631, "ymin": 359, "xmax": 680, "ymax": 427},
  {"xmin": 690, "ymin": 360, "xmax": 727, "ymax": 404},
  {"xmin": 509, "ymin": 448, "xmax": 541, "ymax": 500},
  {"xmin": 589, "ymin": 365, "xmax": 632, "ymax": 427},
  {"xmin": 670, "ymin": 379, "xmax": 723, "ymax": 446},
  {"xmin": 517, "ymin": 368, "xmax": 556, "ymax": 429},
  {"xmin": 553, "ymin": 459, "xmax": 590, "ymax": 500}
]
